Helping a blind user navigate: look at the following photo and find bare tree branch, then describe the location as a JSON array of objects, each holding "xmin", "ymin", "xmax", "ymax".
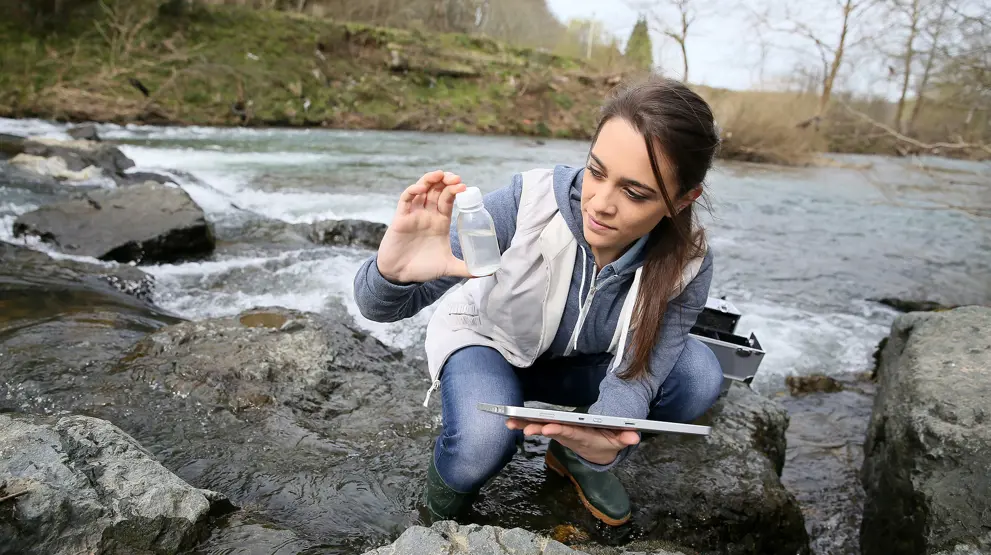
[{"xmin": 840, "ymin": 101, "xmax": 991, "ymax": 154}]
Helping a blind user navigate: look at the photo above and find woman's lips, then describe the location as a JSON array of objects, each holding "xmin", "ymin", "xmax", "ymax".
[{"xmin": 586, "ymin": 213, "xmax": 615, "ymax": 232}]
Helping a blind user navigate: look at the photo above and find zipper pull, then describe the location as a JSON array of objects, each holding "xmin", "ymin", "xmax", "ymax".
[{"xmin": 422, "ymin": 379, "xmax": 441, "ymax": 407}]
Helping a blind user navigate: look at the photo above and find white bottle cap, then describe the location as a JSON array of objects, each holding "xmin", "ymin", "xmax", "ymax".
[{"xmin": 455, "ymin": 187, "xmax": 483, "ymax": 210}]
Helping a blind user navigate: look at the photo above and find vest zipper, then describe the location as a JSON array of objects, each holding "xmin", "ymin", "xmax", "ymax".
[
  {"xmin": 422, "ymin": 379, "xmax": 440, "ymax": 407},
  {"xmin": 566, "ymin": 265, "xmax": 599, "ymax": 355}
]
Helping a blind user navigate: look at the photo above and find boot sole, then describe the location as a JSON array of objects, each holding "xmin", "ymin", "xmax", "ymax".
[{"xmin": 545, "ymin": 448, "xmax": 631, "ymax": 527}]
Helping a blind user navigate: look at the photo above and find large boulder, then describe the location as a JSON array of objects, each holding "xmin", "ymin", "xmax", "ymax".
[
  {"xmin": 861, "ymin": 306, "xmax": 991, "ymax": 555},
  {"xmin": 307, "ymin": 218, "xmax": 387, "ymax": 249},
  {"xmin": 361, "ymin": 521, "xmax": 691, "ymax": 555},
  {"xmin": 13, "ymin": 181, "xmax": 215, "ymax": 264},
  {"xmin": 608, "ymin": 384, "xmax": 809, "ymax": 555},
  {"xmin": 0, "ymin": 413, "xmax": 233, "ymax": 555},
  {"xmin": 23, "ymin": 137, "xmax": 134, "ymax": 174}
]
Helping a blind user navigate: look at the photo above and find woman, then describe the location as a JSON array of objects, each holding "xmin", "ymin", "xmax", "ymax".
[{"xmin": 353, "ymin": 76, "xmax": 723, "ymax": 526}]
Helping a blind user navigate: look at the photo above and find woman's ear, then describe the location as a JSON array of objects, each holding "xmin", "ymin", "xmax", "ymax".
[{"xmin": 675, "ymin": 186, "xmax": 702, "ymax": 213}]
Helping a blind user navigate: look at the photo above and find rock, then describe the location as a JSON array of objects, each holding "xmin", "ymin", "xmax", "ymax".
[
  {"xmin": 112, "ymin": 170, "xmax": 177, "ymax": 187},
  {"xmin": 0, "ymin": 240, "xmax": 178, "ymax": 423},
  {"xmin": 0, "ymin": 133, "xmax": 26, "ymax": 158},
  {"xmin": 609, "ymin": 383, "xmax": 810, "ymax": 554},
  {"xmin": 67, "ymin": 123, "xmax": 101, "ymax": 141},
  {"xmin": 861, "ymin": 306, "xmax": 991, "ymax": 555},
  {"xmin": 107, "ymin": 307, "xmax": 806, "ymax": 554},
  {"xmin": 785, "ymin": 373, "xmax": 845, "ymax": 395},
  {"xmin": 0, "ymin": 413, "xmax": 233, "ymax": 555},
  {"xmin": 362, "ymin": 521, "xmax": 573, "ymax": 555},
  {"xmin": 0, "ymin": 162, "xmax": 62, "ymax": 195},
  {"xmin": 7, "ymin": 298, "xmax": 804, "ymax": 554},
  {"xmin": 0, "ymin": 240, "xmax": 156, "ymax": 302},
  {"xmin": 117, "ymin": 306, "xmax": 404, "ymax": 416},
  {"xmin": 871, "ymin": 297, "xmax": 959, "ymax": 313},
  {"xmin": 307, "ymin": 218, "xmax": 387, "ymax": 249},
  {"xmin": 103, "ymin": 305, "xmax": 437, "ymax": 547},
  {"xmin": 363, "ymin": 522, "xmax": 693, "ymax": 555},
  {"xmin": 9, "ymin": 153, "xmax": 103, "ymax": 181},
  {"xmin": 23, "ymin": 137, "xmax": 134, "ymax": 175},
  {"xmin": 13, "ymin": 181, "xmax": 215, "ymax": 264}
]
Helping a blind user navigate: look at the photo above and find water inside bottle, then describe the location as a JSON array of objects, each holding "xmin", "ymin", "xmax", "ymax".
[{"xmin": 460, "ymin": 229, "xmax": 501, "ymax": 276}]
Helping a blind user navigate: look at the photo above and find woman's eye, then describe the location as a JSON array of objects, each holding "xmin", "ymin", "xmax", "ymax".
[
  {"xmin": 625, "ymin": 189, "xmax": 647, "ymax": 201},
  {"xmin": 587, "ymin": 166, "xmax": 604, "ymax": 180}
]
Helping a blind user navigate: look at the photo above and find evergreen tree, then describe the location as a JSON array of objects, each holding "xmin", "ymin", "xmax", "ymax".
[{"xmin": 624, "ymin": 16, "xmax": 653, "ymax": 71}]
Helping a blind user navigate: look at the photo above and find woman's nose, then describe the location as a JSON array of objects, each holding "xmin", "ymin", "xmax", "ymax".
[{"xmin": 588, "ymin": 188, "xmax": 618, "ymax": 215}]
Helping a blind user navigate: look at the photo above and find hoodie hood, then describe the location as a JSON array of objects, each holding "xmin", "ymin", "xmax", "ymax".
[{"xmin": 551, "ymin": 164, "xmax": 649, "ymax": 276}]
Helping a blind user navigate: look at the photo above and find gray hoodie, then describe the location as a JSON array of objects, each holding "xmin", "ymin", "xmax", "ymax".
[{"xmin": 353, "ymin": 164, "xmax": 713, "ymax": 468}]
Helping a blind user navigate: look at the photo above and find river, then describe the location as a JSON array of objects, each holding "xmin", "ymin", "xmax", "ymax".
[{"xmin": 1, "ymin": 118, "xmax": 989, "ymax": 554}]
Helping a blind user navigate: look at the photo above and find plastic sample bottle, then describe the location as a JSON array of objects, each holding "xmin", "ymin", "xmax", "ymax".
[{"xmin": 455, "ymin": 187, "xmax": 501, "ymax": 276}]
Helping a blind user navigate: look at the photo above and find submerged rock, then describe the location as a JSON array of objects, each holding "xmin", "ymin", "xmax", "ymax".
[
  {"xmin": 0, "ymin": 413, "xmax": 233, "ymax": 555},
  {"xmin": 785, "ymin": 373, "xmax": 845, "ymax": 395},
  {"xmin": 67, "ymin": 123, "xmax": 101, "ymax": 142},
  {"xmin": 0, "ymin": 133, "xmax": 26, "ymax": 158},
  {"xmin": 0, "ymin": 240, "xmax": 157, "ymax": 302},
  {"xmin": 307, "ymin": 218, "xmax": 387, "ymax": 249},
  {"xmin": 861, "ymin": 306, "xmax": 991, "ymax": 555},
  {"xmin": 13, "ymin": 181, "xmax": 215, "ymax": 264},
  {"xmin": 871, "ymin": 297, "xmax": 959, "ymax": 313}
]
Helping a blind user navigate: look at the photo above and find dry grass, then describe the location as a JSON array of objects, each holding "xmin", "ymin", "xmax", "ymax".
[{"xmin": 698, "ymin": 87, "xmax": 824, "ymax": 166}]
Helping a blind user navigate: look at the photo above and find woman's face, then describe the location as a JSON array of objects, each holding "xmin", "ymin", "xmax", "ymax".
[{"xmin": 581, "ymin": 117, "xmax": 696, "ymax": 260}]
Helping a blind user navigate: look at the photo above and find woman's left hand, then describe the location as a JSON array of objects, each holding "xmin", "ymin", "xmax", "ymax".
[{"xmin": 505, "ymin": 418, "xmax": 640, "ymax": 465}]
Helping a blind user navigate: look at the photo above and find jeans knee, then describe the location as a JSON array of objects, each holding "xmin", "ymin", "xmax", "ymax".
[
  {"xmin": 673, "ymin": 338, "xmax": 724, "ymax": 422},
  {"xmin": 434, "ymin": 413, "xmax": 520, "ymax": 492}
]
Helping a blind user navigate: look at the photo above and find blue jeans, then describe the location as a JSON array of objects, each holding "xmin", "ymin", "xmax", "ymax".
[{"xmin": 433, "ymin": 337, "xmax": 723, "ymax": 493}]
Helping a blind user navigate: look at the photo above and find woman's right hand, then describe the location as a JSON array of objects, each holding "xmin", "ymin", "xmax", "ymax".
[{"xmin": 376, "ymin": 170, "xmax": 472, "ymax": 284}]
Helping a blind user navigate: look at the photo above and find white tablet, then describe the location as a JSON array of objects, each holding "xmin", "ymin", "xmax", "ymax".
[{"xmin": 477, "ymin": 403, "xmax": 710, "ymax": 436}]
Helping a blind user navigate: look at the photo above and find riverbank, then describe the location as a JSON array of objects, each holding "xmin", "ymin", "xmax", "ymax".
[{"xmin": 7, "ymin": 2, "xmax": 976, "ymax": 166}]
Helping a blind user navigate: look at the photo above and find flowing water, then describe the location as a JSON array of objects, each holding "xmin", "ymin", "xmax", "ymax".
[{"xmin": 1, "ymin": 118, "xmax": 989, "ymax": 554}]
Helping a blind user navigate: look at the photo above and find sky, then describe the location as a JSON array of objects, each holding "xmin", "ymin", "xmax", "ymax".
[{"xmin": 546, "ymin": 0, "xmax": 902, "ymax": 99}]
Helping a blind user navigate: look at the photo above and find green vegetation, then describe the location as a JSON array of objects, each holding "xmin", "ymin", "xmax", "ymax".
[
  {"xmin": 0, "ymin": 1, "xmax": 613, "ymax": 139},
  {"xmin": 624, "ymin": 16, "xmax": 653, "ymax": 72}
]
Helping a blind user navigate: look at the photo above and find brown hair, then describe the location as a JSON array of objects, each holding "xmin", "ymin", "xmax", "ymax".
[{"xmin": 590, "ymin": 76, "xmax": 719, "ymax": 381}]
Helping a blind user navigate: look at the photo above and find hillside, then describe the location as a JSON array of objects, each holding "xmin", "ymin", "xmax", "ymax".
[{"xmin": 0, "ymin": 3, "xmax": 616, "ymax": 139}]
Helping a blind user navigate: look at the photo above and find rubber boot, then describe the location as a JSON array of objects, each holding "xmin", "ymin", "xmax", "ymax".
[
  {"xmin": 424, "ymin": 455, "xmax": 477, "ymax": 522},
  {"xmin": 545, "ymin": 439, "xmax": 632, "ymax": 526}
]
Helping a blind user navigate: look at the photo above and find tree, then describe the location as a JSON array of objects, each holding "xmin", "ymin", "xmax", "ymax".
[
  {"xmin": 629, "ymin": 0, "xmax": 707, "ymax": 82},
  {"xmin": 624, "ymin": 15, "xmax": 654, "ymax": 71},
  {"xmin": 930, "ymin": 0, "xmax": 991, "ymax": 131},
  {"xmin": 907, "ymin": 0, "xmax": 953, "ymax": 132},
  {"xmin": 752, "ymin": 0, "xmax": 883, "ymax": 122},
  {"xmin": 889, "ymin": 0, "xmax": 924, "ymax": 131}
]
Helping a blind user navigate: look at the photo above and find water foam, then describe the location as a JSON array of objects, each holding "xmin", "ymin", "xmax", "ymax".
[
  {"xmin": 733, "ymin": 299, "xmax": 894, "ymax": 393},
  {"xmin": 0, "ymin": 118, "xmax": 70, "ymax": 139},
  {"xmin": 118, "ymin": 145, "xmax": 397, "ymax": 224},
  {"xmin": 146, "ymin": 248, "xmax": 433, "ymax": 349}
]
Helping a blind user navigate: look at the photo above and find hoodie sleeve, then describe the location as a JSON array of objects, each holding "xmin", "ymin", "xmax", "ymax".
[
  {"xmin": 580, "ymin": 249, "xmax": 714, "ymax": 470},
  {"xmin": 352, "ymin": 174, "xmax": 523, "ymax": 323}
]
